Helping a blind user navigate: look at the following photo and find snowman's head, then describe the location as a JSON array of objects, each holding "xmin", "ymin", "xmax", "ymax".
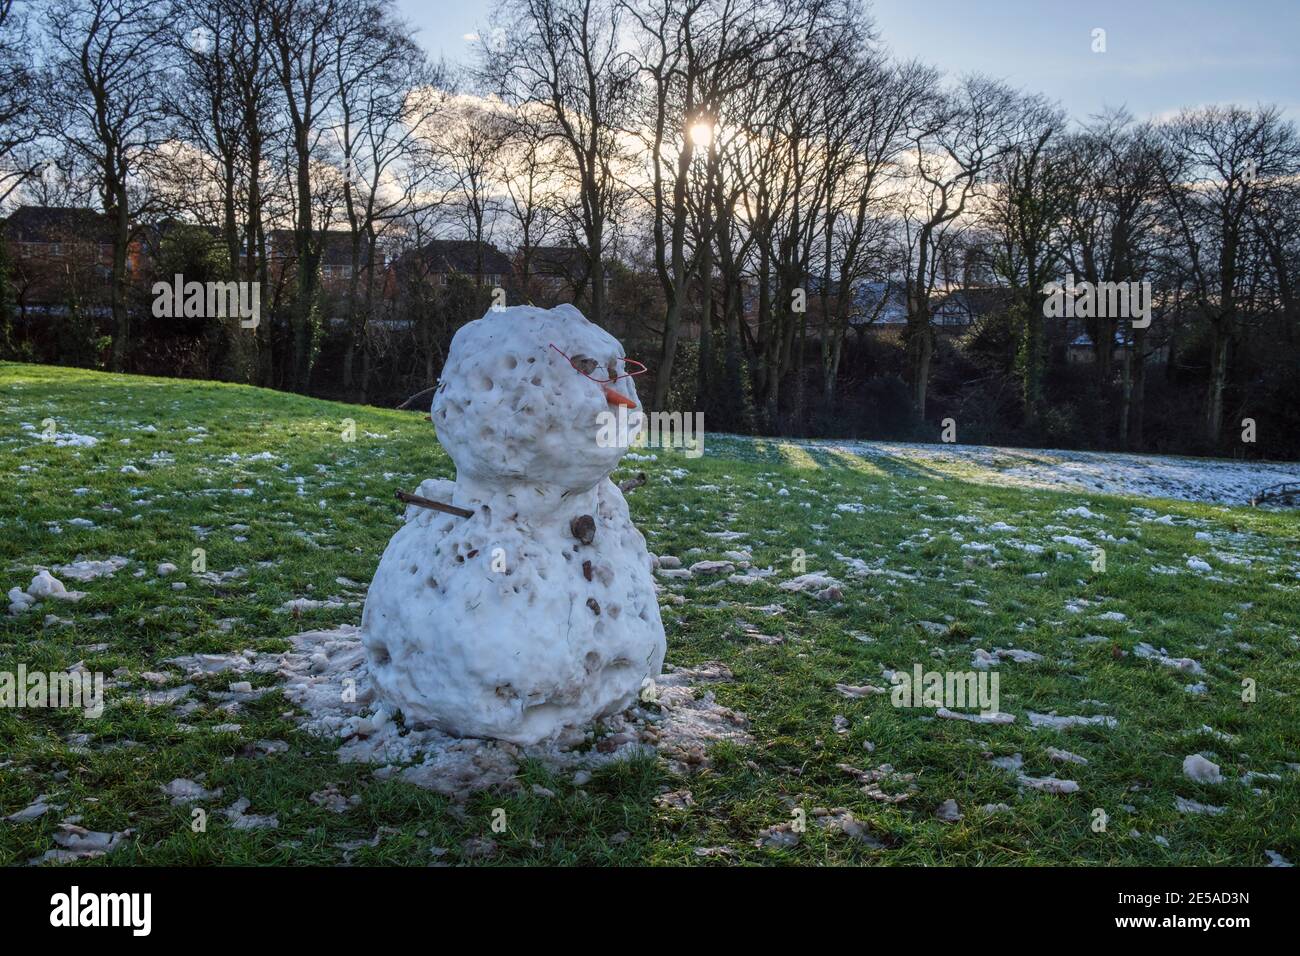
[{"xmin": 431, "ymin": 304, "xmax": 644, "ymax": 493}]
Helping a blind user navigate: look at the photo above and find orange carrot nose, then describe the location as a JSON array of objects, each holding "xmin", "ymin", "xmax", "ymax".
[{"xmin": 604, "ymin": 385, "xmax": 637, "ymax": 409}]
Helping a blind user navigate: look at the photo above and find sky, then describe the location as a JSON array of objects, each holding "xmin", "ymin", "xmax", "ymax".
[{"xmin": 395, "ymin": 0, "xmax": 1300, "ymax": 122}]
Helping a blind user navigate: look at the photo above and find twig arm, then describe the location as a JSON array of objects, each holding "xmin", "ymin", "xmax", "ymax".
[
  {"xmin": 395, "ymin": 489, "xmax": 474, "ymax": 518},
  {"xmin": 618, "ymin": 472, "xmax": 648, "ymax": 494},
  {"xmin": 396, "ymin": 386, "xmax": 438, "ymax": 411}
]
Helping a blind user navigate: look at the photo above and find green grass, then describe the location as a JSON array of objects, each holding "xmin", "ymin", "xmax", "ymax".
[{"xmin": 1, "ymin": 360, "xmax": 1298, "ymax": 866}]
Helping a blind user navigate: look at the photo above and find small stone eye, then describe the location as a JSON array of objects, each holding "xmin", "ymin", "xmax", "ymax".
[{"xmin": 571, "ymin": 355, "xmax": 599, "ymax": 375}]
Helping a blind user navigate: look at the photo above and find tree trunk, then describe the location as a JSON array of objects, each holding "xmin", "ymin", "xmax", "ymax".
[
  {"xmin": 696, "ymin": 215, "xmax": 714, "ymax": 413},
  {"xmin": 291, "ymin": 124, "xmax": 318, "ymax": 392},
  {"xmin": 723, "ymin": 279, "xmax": 743, "ymax": 428},
  {"xmin": 1130, "ymin": 328, "xmax": 1147, "ymax": 447},
  {"xmin": 1020, "ymin": 300, "xmax": 1044, "ymax": 429},
  {"xmin": 908, "ymin": 321, "xmax": 933, "ymax": 419},
  {"xmin": 1205, "ymin": 318, "xmax": 1229, "ymax": 446},
  {"xmin": 1118, "ymin": 347, "xmax": 1132, "ymax": 448},
  {"xmin": 109, "ymin": 193, "xmax": 130, "ymax": 372}
]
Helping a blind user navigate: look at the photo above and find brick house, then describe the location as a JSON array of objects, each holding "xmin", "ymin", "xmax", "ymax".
[
  {"xmin": 516, "ymin": 244, "xmax": 611, "ymax": 305},
  {"xmin": 396, "ymin": 238, "xmax": 513, "ymax": 289},
  {"xmin": 2, "ymin": 206, "xmax": 146, "ymax": 316}
]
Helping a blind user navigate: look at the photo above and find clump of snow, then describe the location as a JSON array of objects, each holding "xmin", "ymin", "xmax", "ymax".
[
  {"xmin": 1047, "ymin": 747, "xmax": 1088, "ymax": 765},
  {"xmin": 973, "ymin": 647, "xmax": 1043, "ymax": 669},
  {"xmin": 837, "ymin": 762, "xmax": 919, "ymax": 803},
  {"xmin": 4, "ymin": 799, "xmax": 53, "ymax": 822},
  {"xmin": 46, "ymin": 431, "xmax": 99, "ymax": 448},
  {"xmin": 1060, "ymin": 506, "xmax": 1100, "ymax": 519},
  {"xmin": 223, "ymin": 797, "xmax": 278, "ymax": 830},
  {"xmin": 1175, "ymin": 796, "xmax": 1225, "ymax": 815},
  {"xmin": 1028, "ymin": 712, "xmax": 1117, "ymax": 731},
  {"xmin": 166, "ymin": 650, "xmax": 279, "ymax": 678},
  {"xmin": 934, "ymin": 799, "xmax": 963, "ymax": 822},
  {"xmin": 729, "ymin": 566, "xmax": 776, "ymax": 585},
  {"xmin": 55, "ymin": 557, "xmax": 130, "ymax": 582},
  {"xmin": 1134, "ymin": 642, "xmax": 1204, "ymax": 675},
  {"xmin": 139, "ymin": 684, "xmax": 194, "ymax": 707},
  {"xmin": 278, "ymin": 627, "xmax": 748, "ymax": 797},
  {"xmin": 1018, "ymin": 775, "xmax": 1079, "ymax": 795},
  {"xmin": 1183, "ymin": 754, "xmax": 1223, "ymax": 784},
  {"xmin": 278, "ymin": 597, "xmax": 347, "ymax": 614},
  {"xmin": 162, "ymin": 778, "xmax": 223, "ymax": 806},
  {"xmin": 812, "ymin": 808, "xmax": 884, "ymax": 847},
  {"xmin": 936, "ymin": 708, "xmax": 1015, "ymax": 725},
  {"xmin": 778, "ymin": 572, "xmax": 843, "ymax": 595},
  {"xmin": 36, "ymin": 824, "xmax": 130, "ymax": 864},
  {"xmin": 7, "ymin": 587, "xmax": 36, "ymax": 616},
  {"xmin": 221, "ymin": 451, "xmax": 277, "ymax": 464},
  {"xmin": 642, "ymin": 663, "xmax": 754, "ymax": 774},
  {"xmin": 25, "ymin": 571, "xmax": 86, "ymax": 603}
]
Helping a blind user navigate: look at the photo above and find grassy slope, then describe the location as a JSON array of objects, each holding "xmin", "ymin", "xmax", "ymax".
[{"xmin": 1, "ymin": 361, "xmax": 1297, "ymax": 866}]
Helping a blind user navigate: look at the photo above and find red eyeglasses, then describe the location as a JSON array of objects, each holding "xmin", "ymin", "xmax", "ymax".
[{"xmin": 549, "ymin": 344, "xmax": 648, "ymax": 383}]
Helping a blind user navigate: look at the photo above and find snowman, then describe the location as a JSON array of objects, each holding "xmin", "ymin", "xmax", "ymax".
[{"xmin": 361, "ymin": 304, "xmax": 667, "ymax": 745}]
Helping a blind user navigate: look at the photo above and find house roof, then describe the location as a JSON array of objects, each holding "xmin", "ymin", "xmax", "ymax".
[
  {"xmin": 522, "ymin": 245, "xmax": 588, "ymax": 279},
  {"xmin": 851, "ymin": 281, "xmax": 909, "ymax": 325},
  {"xmin": 932, "ymin": 287, "xmax": 1016, "ymax": 321},
  {"xmin": 403, "ymin": 239, "xmax": 513, "ymax": 276},
  {"xmin": 3, "ymin": 206, "xmax": 116, "ymax": 244},
  {"xmin": 265, "ymin": 228, "xmax": 366, "ymax": 266}
]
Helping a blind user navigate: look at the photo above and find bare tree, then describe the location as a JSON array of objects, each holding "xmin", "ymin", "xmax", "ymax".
[
  {"xmin": 266, "ymin": 0, "xmax": 352, "ymax": 390},
  {"xmin": 488, "ymin": 0, "xmax": 637, "ymax": 326},
  {"xmin": 1050, "ymin": 113, "xmax": 1167, "ymax": 445},
  {"xmin": 983, "ymin": 99, "xmax": 1068, "ymax": 429},
  {"xmin": 0, "ymin": 0, "xmax": 39, "ymax": 206},
  {"xmin": 899, "ymin": 75, "xmax": 1022, "ymax": 420},
  {"xmin": 495, "ymin": 102, "xmax": 565, "ymax": 291},
  {"xmin": 331, "ymin": 15, "xmax": 446, "ymax": 397},
  {"xmin": 813, "ymin": 55, "xmax": 931, "ymax": 414},
  {"xmin": 430, "ymin": 94, "xmax": 510, "ymax": 286},
  {"xmin": 1158, "ymin": 105, "xmax": 1299, "ymax": 446},
  {"xmin": 42, "ymin": 0, "xmax": 174, "ymax": 370},
  {"xmin": 1249, "ymin": 170, "xmax": 1300, "ymax": 349}
]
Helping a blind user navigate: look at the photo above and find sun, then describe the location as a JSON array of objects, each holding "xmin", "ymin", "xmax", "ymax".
[{"xmin": 689, "ymin": 121, "xmax": 714, "ymax": 148}]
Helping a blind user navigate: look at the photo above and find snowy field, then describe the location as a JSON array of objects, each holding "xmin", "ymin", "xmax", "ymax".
[
  {"xmin": 728, "ymin": 437, "xmax": 1300, "ymax": 506},
  {"xmin": 3, "ymin": 363, "xmax": 1298, "ymax": 867}
]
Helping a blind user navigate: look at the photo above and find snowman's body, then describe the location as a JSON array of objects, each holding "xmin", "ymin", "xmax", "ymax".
[{"xmin": 361, "ymin": 305, "xmax": 666, "ymax": 745}]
